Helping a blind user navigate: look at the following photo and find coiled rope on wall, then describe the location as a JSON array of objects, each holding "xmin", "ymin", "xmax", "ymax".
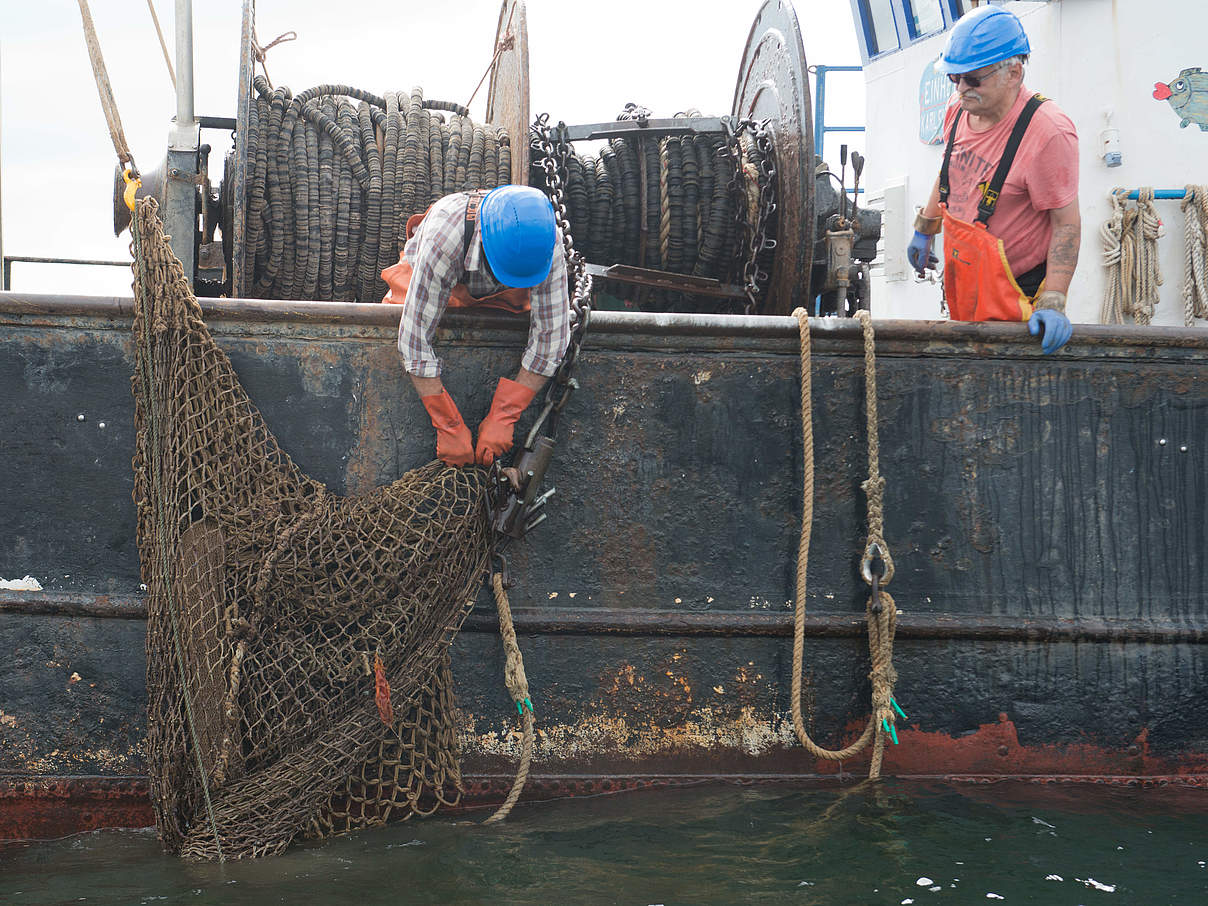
[
  {"xmin": 244, "ymin": 76, "xmax": 513, "ymax": 303},
  {"xmin": 1181, "ymin": 185, "xmax": 1208, "ymax": 327}
]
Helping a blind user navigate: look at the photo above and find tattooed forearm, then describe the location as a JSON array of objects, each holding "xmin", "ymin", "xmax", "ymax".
[{"xmin": 1045, "ymin": 201, "xmax": 1081, "ymax": 294}]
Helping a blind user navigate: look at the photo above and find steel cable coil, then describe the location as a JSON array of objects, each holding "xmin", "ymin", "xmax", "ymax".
[
  {"xmin": 529, "ymin": 105, "xmax": 768, "ymax": 312},
  {"xmin": 246, "ymin": 77, "xmax": 510, "ymax": 302}
]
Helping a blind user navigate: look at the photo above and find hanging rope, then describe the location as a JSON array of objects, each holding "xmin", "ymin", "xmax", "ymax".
[
  {"xmin": 1130, "ymin": 187, "xmax": 1165, "ymax": 325},
  {"xmin": 788, "ymin": 308, "xmax": 898, "ymax": 779},
  {"xmin": 76, "ymin": 0, "xmax": 137, "ymax": 175},
  {"xmin": 482, "ymin": 572, "xmax": 534, "ymax": 824},
  {"xmin": 465, "ymin": 3, "xmax": 516, "ymax": 112},
  {"xmin": 1181, "ymin": 185, "xmax": 1208, "ymax": 326},
  {"xmin": 1100, "ymin": 189, "xmax": 1128, "ymax": 325},
  {"xmin": 144, "ymin": 0, "xmax": 176, "ymax": 90}
]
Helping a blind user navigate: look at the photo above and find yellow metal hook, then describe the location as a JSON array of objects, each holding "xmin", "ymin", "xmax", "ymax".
[{"xmin": 122, "ymin": 167, "xmax": 141, "ymax": 212}]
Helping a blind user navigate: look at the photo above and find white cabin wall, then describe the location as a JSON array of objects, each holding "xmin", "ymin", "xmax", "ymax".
[{"xmin": 862, "ymin": 0, "xmax": 1208, "ymax": 326}]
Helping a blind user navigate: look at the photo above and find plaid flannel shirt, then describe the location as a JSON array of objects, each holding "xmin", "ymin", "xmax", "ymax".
[{"xmin": 396, "ymin": 192, "xmax": 570, "ymax": 378}]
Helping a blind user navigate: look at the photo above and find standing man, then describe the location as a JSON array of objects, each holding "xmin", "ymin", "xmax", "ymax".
[
  {"xmin": 384, "ymin": 186, "xmax": 569, "ymax": 466},
  {"xmin": 908, "ymin": 6, "xmax": 1079, "ymax": 354}
]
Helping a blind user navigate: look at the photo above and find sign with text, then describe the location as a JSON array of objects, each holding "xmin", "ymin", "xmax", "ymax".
[{"xmin": 919, "ymin": 62, "xmax": 954, "ymax": 145}]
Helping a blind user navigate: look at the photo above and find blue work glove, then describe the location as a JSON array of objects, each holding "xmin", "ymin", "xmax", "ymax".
[
  {"xmin": 907, "ymin": 230, "xmax": 938, "ymax": 275},
  {"xmin": 1028, "ymin": 307, "xmax": 1073, "ymax": 354}
]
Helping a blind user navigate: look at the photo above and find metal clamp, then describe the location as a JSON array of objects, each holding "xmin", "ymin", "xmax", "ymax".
[
  {"xmin": 488, "ymin": 436, "xmax": 559, "ymax": 542},
  {"xmin": 860, "ymin": 541, "xmax": 889, "ymax": 586}
]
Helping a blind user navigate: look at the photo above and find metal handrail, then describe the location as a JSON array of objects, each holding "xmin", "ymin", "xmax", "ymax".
[
  {"xmin": 1123, "ymin": 189, "xmax": 1192, "ymax": 200},
  {"xmin": 2, "ymin": 256, "xmax": 129, "ymax": 291},
  {"xmin": 811, "ymin": 64, "xmax": 864, "ymax": 162}
]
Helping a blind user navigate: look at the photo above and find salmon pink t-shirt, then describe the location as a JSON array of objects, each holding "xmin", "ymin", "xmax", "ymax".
[{"xmin": 941, "ymin": 85, "xmax": 1079, "ymax": 277}]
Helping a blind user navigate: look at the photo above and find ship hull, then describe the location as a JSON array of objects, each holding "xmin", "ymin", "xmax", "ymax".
[{"xmin": 3, "ymin": 292, "xmax": 1207, "ymax": 839}]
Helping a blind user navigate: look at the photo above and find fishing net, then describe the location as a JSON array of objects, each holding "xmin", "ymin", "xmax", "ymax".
[{"xmin": 130, "ymin": 198, "xmax": 490, "ymax": 860}]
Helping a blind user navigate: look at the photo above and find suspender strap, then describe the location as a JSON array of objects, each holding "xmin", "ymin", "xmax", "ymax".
[
  {"xmin": 938, "ymin": 93, "xmax": 1047, "ymax": 223},
  {"xmin": 939, "ymin": 110, "xmax": 960, "ymax": 208},
  {"xmin": 976, "ymin": 93, "xmax": 1045, "ymax": 223},
  {"xmin": 463, "ymin": 189, "xmax": 491, "ymax": 260}
]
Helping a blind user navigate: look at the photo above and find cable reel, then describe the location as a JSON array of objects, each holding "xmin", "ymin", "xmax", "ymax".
[{"xmin": 194, "ymin": 0, "xmax": 848, "ymax": 315}]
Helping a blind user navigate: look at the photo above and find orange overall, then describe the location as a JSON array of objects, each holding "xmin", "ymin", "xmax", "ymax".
[
  {"xmin": 939, "ymin": 94, "xmax": 1047, "ymax": 322},
  {"xmin": 381, "ymin": 191, "xmax": 531, "ymax": 314}
]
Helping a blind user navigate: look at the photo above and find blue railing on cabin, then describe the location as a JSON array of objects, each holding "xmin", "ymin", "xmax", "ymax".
[{"xmin": 813, "ymin": 65, "xmax": 865, "ymax": 163}]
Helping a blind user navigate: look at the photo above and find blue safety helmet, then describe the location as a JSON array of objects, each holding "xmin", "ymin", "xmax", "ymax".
[
  {"xmin": 479, "ymin": 186, "xmax": 557, "ymax": 288},
  {"xmin": 935, "ymin": 6, "xmax": 1030, "ymax": 75}
]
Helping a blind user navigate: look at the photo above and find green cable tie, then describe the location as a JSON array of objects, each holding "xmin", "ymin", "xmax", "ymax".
[
  {"xmin": 891, "ymin": 697, "xmax": 908, "ymax": 721},
  {"xmin": 516, "ymin": 701, "xmax": 524, "ymax": 716},
  {"xmin": 882, "ymin": 717, "xmax": 899, "ymax": 745},
  {"xmin": 524, "ymin": 697, "xmax": 534, "ymax": 715}
]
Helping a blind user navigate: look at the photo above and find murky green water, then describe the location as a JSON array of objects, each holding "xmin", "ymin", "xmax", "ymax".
[{"xmin": 3, "ymin": 780, "xmax": 1207, "ymax": 904}]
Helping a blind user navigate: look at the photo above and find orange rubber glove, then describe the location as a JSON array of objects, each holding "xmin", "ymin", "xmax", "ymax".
[
  {"xmin": 475, "ymin": 378, "xmax": 537, "ymax": 466},
  {"xmin": 420, "ymin": 390, "xmax": 474, "ymax": 467}
]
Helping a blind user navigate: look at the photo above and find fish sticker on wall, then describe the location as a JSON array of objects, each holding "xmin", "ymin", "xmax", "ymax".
[{"xmin": 1153, "ymin": 67, "xmax": 1208, "ymax": 130}]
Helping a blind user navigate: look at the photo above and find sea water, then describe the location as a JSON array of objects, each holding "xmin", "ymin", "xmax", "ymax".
[{"xmin": 2, "ymin": 780, "xmax": 1206, "ymax": 904}]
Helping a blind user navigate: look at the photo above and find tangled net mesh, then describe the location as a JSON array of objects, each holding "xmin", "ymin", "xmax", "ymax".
[{"xmin": 130, "ymin": 198, "xmax": 489, "ymax": 860}]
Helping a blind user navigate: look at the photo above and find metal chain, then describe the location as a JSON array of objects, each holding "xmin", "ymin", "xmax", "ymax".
[
  {"xmin": 724, "ymin": 118, "xmax": 777, "ymax": 314},
  {"xmin": 528, "ymin": 113, "xmax": 594, "ymax": 439},
  {"xmin": 485, "ymin": 115, "xmax": 596, "ymax": 552}
]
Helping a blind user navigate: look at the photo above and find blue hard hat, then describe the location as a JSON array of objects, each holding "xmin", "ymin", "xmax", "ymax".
[
  {"xmin": 479, "ymin": 185, "xmax": 557, "ymax": 288},
  {"xmin": 935, "ymin": 6, "xmax": 1030, "ymax": 74}
]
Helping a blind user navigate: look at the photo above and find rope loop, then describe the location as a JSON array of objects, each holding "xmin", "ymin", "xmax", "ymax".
[
  {"xmin": 251, "ymin": 29, "xmax": 297, "ymax": 89},
  {"xmin": 1181, "ymin": 184, "xmax": 1208, "ymax": 326},
  {"xmin": 788, "ymin": 308, "xmax": 899, "ymax": 778}
]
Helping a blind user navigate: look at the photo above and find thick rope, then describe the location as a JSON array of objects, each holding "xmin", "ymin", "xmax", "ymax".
[
  {"xmin": 789, "ymin": 308, "xmax": 898, "ymax": 778},
  {"xmin": 856, "ymin": 309, "xmax": 898, "ymax": 777},
  {"xmin": 1182, "ymin": 185, "xmax": 1208, "ymax": 326},
  {"xmin": 483, "ymin": 572, "xmax": 534, "ymax": 824},
  {"xmin": 76, "ymin": 0, "xmax": 135, "ymax": 173},
  {"xmin": 1131, "ymin": 187, "xmax": 1165, "ymax": 325},
  {"xmin": 659, "ymin": 139, "xmax": 672, "ymax": 269},
  {"xmin": 1100, "ymin": 190, "xmax": 1128, "ymax": 325},
  {"xmin": 858, "ymin": 310, "xmax": 894, "ymax": 587}
]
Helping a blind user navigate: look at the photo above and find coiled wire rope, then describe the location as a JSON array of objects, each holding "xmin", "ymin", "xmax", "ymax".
[
  {"xmin": 528, "ymin": 105, "xmax": 777, "ymax": 313},
  {"xmin": 242, "ymin": 84, "xmax": 776, "ymax": 311},
  {"xmin": 244, "ymin": 77, "xmax": 512, "ymax": 302}
]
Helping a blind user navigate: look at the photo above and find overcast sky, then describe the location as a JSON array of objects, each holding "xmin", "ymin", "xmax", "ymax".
[{"xmin": 0, "ymin": 0, "xmax": 861, "ymax": 296}]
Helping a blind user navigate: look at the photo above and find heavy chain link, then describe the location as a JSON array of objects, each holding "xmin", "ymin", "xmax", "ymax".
[
  {"xmin": 485, "ymin": 115, "xmax": 596, "ymax": 555},
  {"xmin": 725, "ymin": 118, "xmax": 778, "ymax": 315},
  {"xmin": 529, "ymin": 113, "xmax": 594, "ymax": 439}
]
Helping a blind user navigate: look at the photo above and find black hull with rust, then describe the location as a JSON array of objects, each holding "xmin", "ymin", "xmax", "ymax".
[{"xmin": 2, "ymin": 291, "xmax": 1207, "ymax": 840}]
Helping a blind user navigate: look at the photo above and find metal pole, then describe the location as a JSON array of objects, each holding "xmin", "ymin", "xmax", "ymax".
[
  {"xmin": 1125, "ymin": 189, "xmax": 1189, "ymax": 200},
  {"xmin": 164, "ymin": 0, "xmax": 199, "ymax": 283},
  {"xmin": 174, "ymin": 0, "xmax": 194, "ymax": 131},
  {"xmin": 813, "ymin": 64, "xmax": 827, "ymax": 163}
]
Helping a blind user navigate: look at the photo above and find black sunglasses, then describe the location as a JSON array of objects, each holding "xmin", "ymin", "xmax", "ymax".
[{"xmin": 947, "ymin": 65, "xmax": 1004, "ymax": 89}]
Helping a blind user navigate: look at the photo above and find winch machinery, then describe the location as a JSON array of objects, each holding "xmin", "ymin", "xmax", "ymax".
[{"xmin": 116, "ymin": 0, "xmax": 880, "ymax": 316}]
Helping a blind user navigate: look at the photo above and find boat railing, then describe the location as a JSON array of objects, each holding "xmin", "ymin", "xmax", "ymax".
[{"xmin": 1, "ymin": 255, "xmax": 129, "ymax": 292}]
